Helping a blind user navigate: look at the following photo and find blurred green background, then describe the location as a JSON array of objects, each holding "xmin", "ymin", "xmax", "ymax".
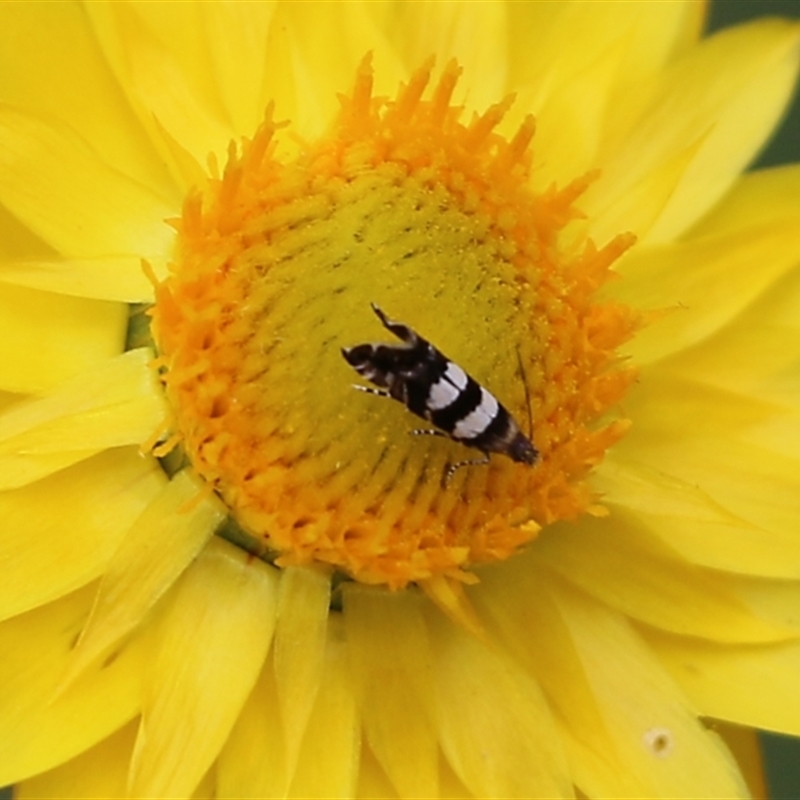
[{"xmin": 1, "ymin": 1, "xmax": 798, "ymax": 799}]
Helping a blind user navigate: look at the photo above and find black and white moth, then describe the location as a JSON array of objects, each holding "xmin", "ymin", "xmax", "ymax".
[{"xmin": 341, "ymin": 303, "xmax": 538, "ymax": 483}]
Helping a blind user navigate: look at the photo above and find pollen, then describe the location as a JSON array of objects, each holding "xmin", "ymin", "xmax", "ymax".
[{"xmin": 150, "ymin": 55, "xmax": 639, "ymax": 590}]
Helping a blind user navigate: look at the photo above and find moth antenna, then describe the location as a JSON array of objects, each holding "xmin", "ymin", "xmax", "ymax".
[
  {"xmin": 369, "ymin": 302, "xmax": 385, "ymax": 322},
  {"xmin": 516, "ymin": 346, "xmax": 534, "ymax": 442}
]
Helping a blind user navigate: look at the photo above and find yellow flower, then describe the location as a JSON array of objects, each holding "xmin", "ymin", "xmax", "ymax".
[{"xmin": 0, "ymin": 2, "xmax": 799, "ymax": 798}]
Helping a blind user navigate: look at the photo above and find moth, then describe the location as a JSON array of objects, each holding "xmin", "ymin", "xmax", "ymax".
[{"xmin": 341, "ymin": 303, "xmax": 538, "ymax": 483}]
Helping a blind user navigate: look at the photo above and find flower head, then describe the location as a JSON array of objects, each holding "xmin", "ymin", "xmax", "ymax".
[
  {"xmin": 150, "ymin": 54, "xmax": 637, "ymax": 595},
  {"xmin": 1, "ymin": 2, "xmax": 799, "ymax": 798}
]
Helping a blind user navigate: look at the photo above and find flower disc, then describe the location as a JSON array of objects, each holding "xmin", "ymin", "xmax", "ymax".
[{"xmin": 152, "ymin": 58, "xmax": 638, "ymax": 588}]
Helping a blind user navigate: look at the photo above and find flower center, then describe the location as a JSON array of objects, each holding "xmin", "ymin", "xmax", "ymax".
[{"xmin": 150, "ymin": 57, "xmax": 637, "ymax": 589}]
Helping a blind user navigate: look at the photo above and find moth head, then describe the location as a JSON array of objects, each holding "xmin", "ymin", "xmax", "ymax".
[
  {"xmin": 341, "ymin": 344, "xmax": 372, "ymax": 370},
  {"xmin": 507, "ymin": 431, "xmax": 538, "ymax": 465},
  {"xmin": 341, "ymin": 344, "xmax": 388, "ymax": 386}
]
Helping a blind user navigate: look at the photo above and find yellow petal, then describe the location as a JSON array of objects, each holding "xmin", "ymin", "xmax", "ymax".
[
  {"xmin": 269, "ymin": 2, "xmax": 403, "ymax": 141},
  {"xmin": 625, "ymin": 368, "xmax": 798, "ymax": 458},
  {"xmin": 475, "ymin": 558, "xmax": 755, "ymax": 797},
  {"xmin": 613, "ymin": 377, "xmax": 800, "ymax": 571},
  {"xmin": 674, "ymin": 333, "xmax": 800, "ymax": 438},
  {"xmin": 129, "ymin": 538, "xmax": 279, "ymax": 799},
  {"xmin": 728, "ymin": 575, "xmax": 800, "ymax": 633},
  {"xmin": 597, "ymin": 456, "xmax": 800, "ymax": 579},
  {"xmin": 511, "ymin": 2, "xmax": 703, "ymax": 190},
  {"xmin": 556, "ymin": 720, "xmax": 650, "ymax": 800},
  {"xmin": 588, "ymin": 19, "xmax": 800, "ymax": 244},
  {"xmin": 192, "ymin": 769, "xmax": 216, "ymax": 800},
  {"xmin": 355, "ymin": 743, "xmax": 399, "ymax": 800},
  {"xmin": 0, "ymin": 447, "xmax": 163, "ymax": 623},
  {"xmin": 677, "ymin": 318, "xmax": 800, "ymax": 463},
  {"xmin": 538, "ymin": 47, "xmax": 638, "ymax": 192},
  {"xmin": 85, "ymin": 1, "xmax": 237, "ymax": 176},
  {"xmin": 425, "ymin": 600, "xmax": 572, "ymax": 799},
  {"xmin": 0, "ymin": 105, "xmax": 175, "ymax": 258},
  {"xmin": 216, "ymin": 657, "xmax": 288, "ymax": 799},
  {"xmin": 0, "ymin": 390, "xmax": 18, "ymax": 414},
  {"xmin": 0, "ymin": 282, "xmax": 126, "ymax": 393},
  {"xmin": 596, "ymin": 1, "xmax": 706, "ymax": 154},
  {"xmin": 16, "ymin": 720, "xmax": 137, "ymax": 800},
  {"xmin": 587, "ymin": 134, "xmax": 705, "ymax": 250},
  {"xmin": 437, "ymin": 757, "xmax": 473, "ymax": 800},
  {"xmin": 474, "ymin": 557, "xmax": 652, "ymax": 798},
  {"xmin": 507, "ymin": 1, "xmax": 702, "ymax": 115},
  {"xmin": 645, "ymin": 627, "xmax": 800, "ymax": 737},
  {"xmin": 61, "ymin": 470, "xmax": 225, "ymax": 689},
  {"xmin": 0, "ymin": 2, "xmax": 177, "ymax": 202},
  {"xmin": 147, "ymin": 112, "xmax": 208, "ymax": 196},
  {"xmin": 0, "ymin": 585, "xmax": 145, "ymax": 786},
  {"xmin": 288, "ymin": 615, "xmax": 360, "ymax": 800},
  {"xmin": 273, "ymin": 565, "xmax": 331, "ymax": 785},
  {"xmin": 691, "ymin": 163, "xmax": 800, "ymax": 237},
  {"xmin": 0, "ymin": 255, "xmax": 154, "ymax": 303},
  {"xmin": 0, "ymin": 198, "xmax": 54, "ymax": 260},
  {"xmin": 0, "ymin": 348, "xmax": 165, "ymax": 489},
  {"xmin": 543, "ymin": 571, "xmax": 749, "ymax": 798},
  {"xmin": 343, "ymin": 583, "xmax": 439, "ymax": 798},
  {"xmin": 613, "ymin": 194, "xmax": 800, "ymax": 366},
  {"xmin": 197, "ymin": 1, "xmax": 278, "ymax": 136},
  {"xmin": 651, "ymin": 168, "xmax": 800, "ymax": 407},
  {"xmin": 389, "ymin": 1, "xmax": 507, "ymax": 111},
  {"xmin": 536, "ymin": 514, "xmax": 794, "ymax": 643}
]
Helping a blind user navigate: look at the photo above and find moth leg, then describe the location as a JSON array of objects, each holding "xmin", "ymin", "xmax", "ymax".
[
  {"xmin": 442, "ymin": 451, "xmax": 491, "ymax": 487},
  {"xmin": 409, "ymin": 428, "xmax": 448, "ymax": 438},
  {"xmin": 352, "ymin": 384, "xmax": 390, "ymax": 398}
]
